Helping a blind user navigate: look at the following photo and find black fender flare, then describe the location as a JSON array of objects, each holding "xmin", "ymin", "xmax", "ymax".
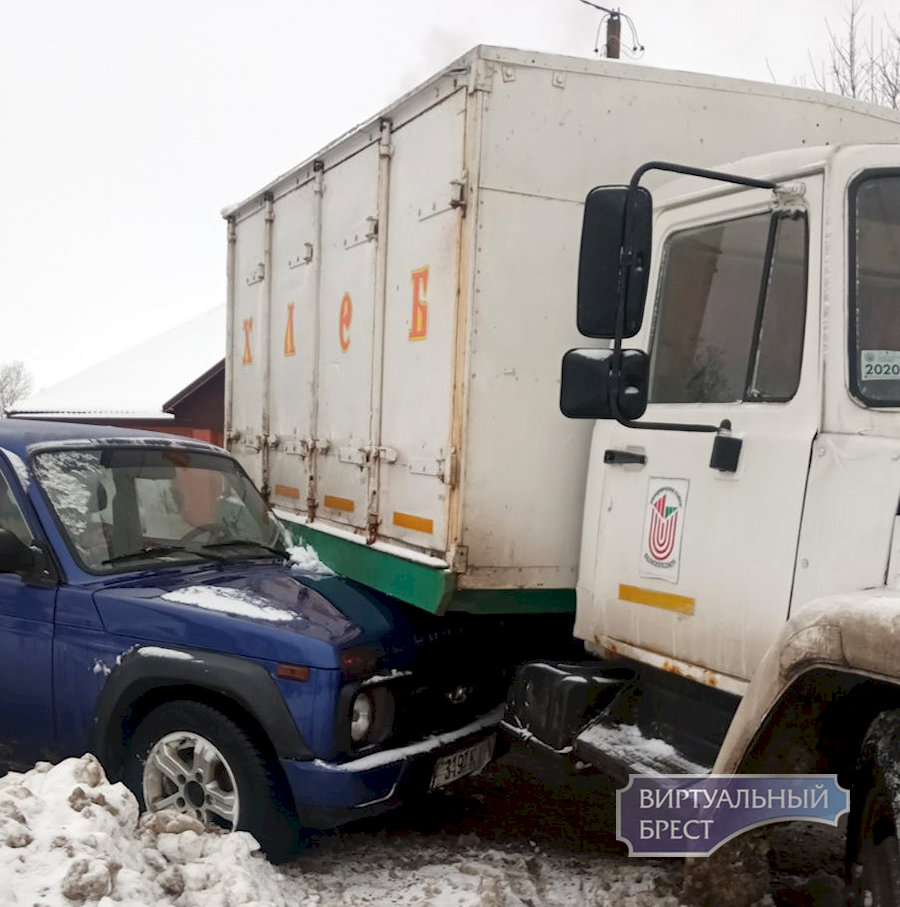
[{"xmin": 90, "ymin": 646, "xmax": 313, "ymax": 772}]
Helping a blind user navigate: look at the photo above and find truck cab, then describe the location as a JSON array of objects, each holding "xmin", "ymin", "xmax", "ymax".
[{"xmin": 506, "ymin": 145, "xmax": 900, "ymax": 900}]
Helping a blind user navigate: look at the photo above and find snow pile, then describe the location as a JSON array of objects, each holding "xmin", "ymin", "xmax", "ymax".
[
  {"xmin": 0, "ymin": 755, "xmax": 298, "ymax": 906},
  {"xmin": 287, "ymin": 542, "xmax": 333, "ymax": 576}
]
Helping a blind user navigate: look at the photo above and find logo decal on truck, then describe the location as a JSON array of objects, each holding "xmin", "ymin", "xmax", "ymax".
[{"xmin": 640, "ymin": 479, "xmax": 689, "ymax": 584}]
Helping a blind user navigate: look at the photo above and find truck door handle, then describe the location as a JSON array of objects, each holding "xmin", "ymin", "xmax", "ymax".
[{"xmin": 603, "ymin": 449, "xmax": 647, "ymax": 466}]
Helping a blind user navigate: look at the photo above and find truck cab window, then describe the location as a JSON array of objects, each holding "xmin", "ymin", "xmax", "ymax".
[
  {"xmin": 850, "ymin": 173, "xmax": 900, "ymax": 407},
  {"xmin": 649, "ymin": 211, "xmax": 808, "ymax": 404}
]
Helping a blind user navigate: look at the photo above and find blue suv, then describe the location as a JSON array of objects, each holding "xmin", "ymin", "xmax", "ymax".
[{"xmin": 0, "ymin": 421, "xmax": 506, "ymax": 860}]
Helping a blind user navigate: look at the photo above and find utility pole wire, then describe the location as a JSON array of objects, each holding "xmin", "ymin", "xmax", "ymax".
[{"xmin": 575, "ymin": 0, "xmax": 645, "ymax": 59}]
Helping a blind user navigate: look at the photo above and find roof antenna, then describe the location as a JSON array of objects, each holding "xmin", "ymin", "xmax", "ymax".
[{"xmin": 575, "ymin": 1, "xmax": 645, "ymax": 60}]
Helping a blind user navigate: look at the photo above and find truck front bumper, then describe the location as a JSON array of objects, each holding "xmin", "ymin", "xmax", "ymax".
[{"xmin": 280, "ymin": 704, "xmax": 505, "ymax": 828}]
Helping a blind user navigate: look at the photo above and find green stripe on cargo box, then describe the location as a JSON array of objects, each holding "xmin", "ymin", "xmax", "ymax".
[
  {"xmin": 290, "ymin": 523, "xmax": 455, "ymax": 614},
  {"xmin": 284, "ymin": 522, "xmax": 576, "ymax": 616},
  {"xmin": 447, "ymin": 588, "xmax": 575, "ymax": 615}
]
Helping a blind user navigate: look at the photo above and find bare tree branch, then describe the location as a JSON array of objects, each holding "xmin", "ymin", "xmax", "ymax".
[
  {"xmin": 0, "ymin": 362, "xmax": 34, "ymax": 416},
  {"xmin": 810, "ymin": 0, "xmax": 900, "ymax": 109}
]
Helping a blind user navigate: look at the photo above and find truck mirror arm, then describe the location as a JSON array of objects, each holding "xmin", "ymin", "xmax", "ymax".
[{"xmin": 608, "ymin": 161, "xmax": 780, "ymax": 435}]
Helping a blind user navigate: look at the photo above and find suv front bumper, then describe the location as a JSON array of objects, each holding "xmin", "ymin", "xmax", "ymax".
[{"xmin": 279, "ymin": 704, "xmax": 504, "ymax": 828}]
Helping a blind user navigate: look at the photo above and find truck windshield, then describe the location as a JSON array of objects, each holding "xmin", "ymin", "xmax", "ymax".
[
  {"xmin": 32, "ymin": 446, "xmax": 287, "ymax": 574},
  {"xmin": 850, "ymin": 172, "xmax": 900, "ymax": 407}
]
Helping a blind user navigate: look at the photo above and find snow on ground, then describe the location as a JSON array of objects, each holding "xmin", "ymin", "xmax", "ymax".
[
  {"xmin": 0, "ymin": 749, "xmax": 685, "ymax": 907},
  {"xmin": 0, "ymin": 743, "xmax": 839, "ymax": 905},
  {"xmin": 0, "ymin": 755, "xmax": 290, "ymax": 906}
]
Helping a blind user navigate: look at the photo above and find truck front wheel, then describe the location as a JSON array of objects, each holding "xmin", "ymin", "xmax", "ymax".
[
  {"xmin": 847, "ymin": 710, "xmax": 900, "ymax": 906},
  {"xmin": 123, "ymin": 700, "xmax": 297, "ymax": 862}
]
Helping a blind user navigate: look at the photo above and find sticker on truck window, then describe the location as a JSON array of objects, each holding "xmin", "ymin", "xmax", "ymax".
[
  {"xmin": 861, "ymin": 350, "xmax": 900, "ymax": 380},
  {"xmin": 640, "ymin": 478, "xmax": 689, "ymax": 584}
]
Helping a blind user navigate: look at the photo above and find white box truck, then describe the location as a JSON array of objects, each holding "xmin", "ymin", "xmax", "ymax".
[
  {"xmin": 223, "ymin": 46, "xmax": 900, "ymax": 623},
  {"xmin": 505, "ymin": 144, "xmax": 900, "ymax": 903}
]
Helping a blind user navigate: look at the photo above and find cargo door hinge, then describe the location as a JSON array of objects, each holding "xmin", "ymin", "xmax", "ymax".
[
  {"xmin": 369, "ymin": 446, "xmax": 398, "ymax": 463},
  {"xmin": 344, "ymin": 217, "xmax": 378, "ymax": 249},
  {"xmin": 366, "ymin": 511, "xmax": 380, "ymax": 546},
  {"xmin": 446, "ymin": 448, "xmax": 459, "ymax": 487},
  {"xmin": 407, "ymin": 449, "xmax": 458, "ymax": 486},
  {"xmin": 338, "ymin": 446, "xmax": 368, "ymax": 467},
  {"xmin": 467, "ymin": 60, "xmax": 494, "ymax": 94},
  {"xmin": 449, "ymin": 173, "xmax": 468, "ymax": 215},
  {"xmin": 245, "ymin": 262, "xmax": 265, "ymax": 286},
  {"xmin": 288, "ymin": 243, "xmax": 314, "ymax": 269},
  {"xmin": 450, "ymin": 544, "xmax": 468, "ymax": 573},
  {"xmin": 277, "ymin": 436, "xmax": 312, "ymax": 458},
  {"xmin": 417, "ymin": 173, "xmax": 468, "ymax": 222},
  {"xmin": 230, "ymin": 432, "xmax": 261, "ymax": 453}
]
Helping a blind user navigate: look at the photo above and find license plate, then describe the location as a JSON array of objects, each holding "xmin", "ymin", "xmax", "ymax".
[{"xmin": 430, "ymin": 735, "xmax": 495, "ymax": 790}]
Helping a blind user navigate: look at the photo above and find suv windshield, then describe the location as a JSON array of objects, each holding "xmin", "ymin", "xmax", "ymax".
[{"xmin": 32, "ymin": 446, "xmax": 287, "ymax": 574}]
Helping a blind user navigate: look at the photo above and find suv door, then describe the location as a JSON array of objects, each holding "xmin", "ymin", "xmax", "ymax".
[{"xmin": 0, "ymin": 457, "xmax": 55, "ymax": 757}]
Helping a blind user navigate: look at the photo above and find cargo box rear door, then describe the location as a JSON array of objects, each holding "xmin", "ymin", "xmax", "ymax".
[
  {"xmin": 313, "ymin": 143, "xmax": 381, "ymax": 533},
  {"xmin": 375, "ymin": 89, "xmax": 467, "ymax": 555},
  {"xmin": 230, "ymin": 202, "xmax": 269, "ymax": 487},
  {"xmin": 266, "ymin": 175, "xmax": 321, "ymax": 516}
]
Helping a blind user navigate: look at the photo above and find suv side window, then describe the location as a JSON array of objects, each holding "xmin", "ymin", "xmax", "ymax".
[
  {"xmin": 0, "ymin": 472, "xmax": 33, "ymax": 546},
  {"xmin": 650, "ymin": 211, "xmax": 808, "ymax": 404}
]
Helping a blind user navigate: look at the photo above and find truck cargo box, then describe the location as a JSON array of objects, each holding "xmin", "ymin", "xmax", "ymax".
[{"xmin": 223, "ymin": 45, "xmax": 900, "ymax": 615}]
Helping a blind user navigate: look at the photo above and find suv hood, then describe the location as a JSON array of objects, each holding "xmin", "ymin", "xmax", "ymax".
[{"xmin": 89, "ymin": 563, "xmax": 479, "ymax": 671}]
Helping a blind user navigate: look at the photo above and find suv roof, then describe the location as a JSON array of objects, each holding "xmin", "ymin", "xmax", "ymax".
[{"xmin": 0, "ymin": 419, "xmax": 221, "ymax": 460}]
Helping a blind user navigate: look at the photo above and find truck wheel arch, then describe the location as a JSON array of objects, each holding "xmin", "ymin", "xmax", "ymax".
[
  {"xmin": 735, "ymin": 667, "xmax": 900, "ymax": 782},
  {"xmin": 90, "ymin": 648, "xmax": 313, "ymax": 779}
]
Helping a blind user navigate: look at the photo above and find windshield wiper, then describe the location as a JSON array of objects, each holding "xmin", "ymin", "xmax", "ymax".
[
  {"xmin": 101, "ymin": 544, "xmax": 229, "ymax": 566},
  {"xmin": 198, "ymin": 539, "xmax": 288, "ymax": 559},
  {"xmin": 102, "ymin": 544, "xmax": 195, "ymax": 566}
]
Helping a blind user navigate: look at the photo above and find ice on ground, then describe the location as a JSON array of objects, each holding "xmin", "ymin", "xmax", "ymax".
[{"xmin": 0, "ymin": 754, "xmax": 293, "ymax": 906}]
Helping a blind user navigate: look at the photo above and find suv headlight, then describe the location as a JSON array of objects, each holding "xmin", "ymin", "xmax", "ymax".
[
  {"xmin": 351, "ymin": 692, "xmax": 373, "ymax": 743},
  {"xmin": 349, "ymin": 686, "xmax": 395, "ymax": 749}
]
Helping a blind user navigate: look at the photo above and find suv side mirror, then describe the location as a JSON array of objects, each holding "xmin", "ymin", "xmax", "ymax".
[
  {"xmin": 560, "ymin": 348, "xmax": 649, "ymax": 421},
  {"xmin": 577, "ymin": 186, "xmax": 652, "ymax": 339},
  {"xmin": 0, "ymin": 529, "xmax": 35, "ymax": 575}
]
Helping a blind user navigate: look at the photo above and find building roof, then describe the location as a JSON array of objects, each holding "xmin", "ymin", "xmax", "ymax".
[{"xmin": 9, "ymin": 306, "xmax": 225, "ymax": 420}]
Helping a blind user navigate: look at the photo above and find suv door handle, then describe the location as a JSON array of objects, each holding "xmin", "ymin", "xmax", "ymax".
[{"xmin": 603, "ymin": 449, "xmax": 647, "ymax": 466}]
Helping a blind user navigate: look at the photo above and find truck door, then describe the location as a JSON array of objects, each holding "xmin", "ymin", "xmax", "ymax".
[{"xmin": 582, "ymin": 180, "xmax": 822, "ymax": 682}]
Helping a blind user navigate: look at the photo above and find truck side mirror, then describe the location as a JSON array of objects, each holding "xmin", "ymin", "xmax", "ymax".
[
  {"xmin": 560, "ymin": 348, "xmax": 649, "ymax": 421},
  {"xmin": 577, "ymin": 186, "xmax": 652, "ymax": 339},
  {"xmin": 0, "ymin": 529, "xmax": 34, "ymax": 575}
]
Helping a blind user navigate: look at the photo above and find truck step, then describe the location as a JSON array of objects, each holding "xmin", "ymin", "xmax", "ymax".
[{"xmin": 574, "ymin": 720, "xmax": 711, "ymax": 783}]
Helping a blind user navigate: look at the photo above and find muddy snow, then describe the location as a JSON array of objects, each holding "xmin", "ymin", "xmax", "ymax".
[{"xmin": 0, "ymin": 744, "xmax": 843, "ymax": 906}]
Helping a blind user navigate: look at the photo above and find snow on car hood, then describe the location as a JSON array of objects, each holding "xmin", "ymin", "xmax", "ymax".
[{"xmin": 91, "ymin": 567, "xmax": 369, "ymax": 668}]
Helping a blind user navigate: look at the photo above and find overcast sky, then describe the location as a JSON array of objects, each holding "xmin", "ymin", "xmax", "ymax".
[{"xmin": 2, "ymin": 0, "xmax": 897, "ymax": 389}]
